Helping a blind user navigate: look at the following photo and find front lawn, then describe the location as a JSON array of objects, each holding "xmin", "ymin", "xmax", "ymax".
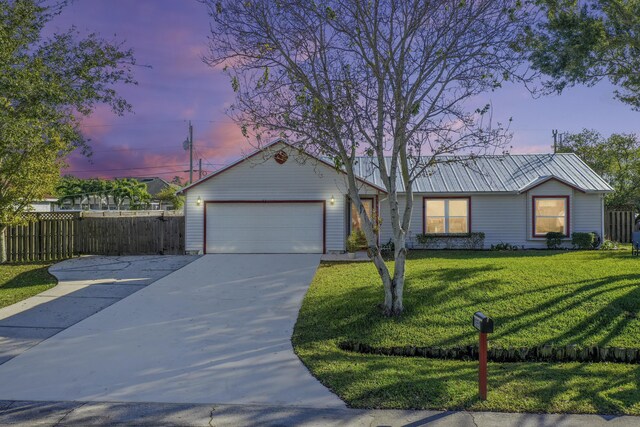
[
  {"xmin": 0, "ymin": 263, "xmax": 56, "ymax": 309},
  {"xmin": 293, "ymin": 250, "xmax": 640, "ymax": 414}
]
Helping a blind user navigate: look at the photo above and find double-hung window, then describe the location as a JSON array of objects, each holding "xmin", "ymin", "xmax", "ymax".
[
  {"xmin": 424, "ymin": 198, "xmax": 470, "ymax": 234},
  {"xmin": 533, "ymin": 196, "xmax": 568, "ymax": 237}
]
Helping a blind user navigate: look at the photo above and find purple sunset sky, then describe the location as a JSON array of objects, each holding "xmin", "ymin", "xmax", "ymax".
[{"xmin": 52, "ymin": 0, "xmax": 640, "ymax": 181}]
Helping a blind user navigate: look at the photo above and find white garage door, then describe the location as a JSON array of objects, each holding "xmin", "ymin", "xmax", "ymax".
[{"xmin": 206, "ymin": 202, "xmax": 324, "ymax": 254}]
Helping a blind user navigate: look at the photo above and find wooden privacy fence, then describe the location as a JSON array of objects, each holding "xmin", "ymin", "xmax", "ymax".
[
  {"xmin": 604, "ymin": 210, "xmax": 636, "ymax": 243},
  {"xmin": 6, "ymin": 212, "xmax": 77, "ymax": 262},
  {"xmin": 5, "ymin": 211, "xmax": 185, "ymax": 262},
  {"xmin": 75, "ymin": 213, "xmax": 185, "ymax": 256}
]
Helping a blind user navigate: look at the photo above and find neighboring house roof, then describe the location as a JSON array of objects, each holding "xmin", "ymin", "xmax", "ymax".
[
  {"xmin": 180, "ymin": 138, "xmax": 612, "ymax": 195},
  {"xmin": 124, "ymin": 177, "xmax": 172, "ymax": 197},
  {"xmin": 352, "ymin": 153, "xmax": 613, "ymax": 193}
]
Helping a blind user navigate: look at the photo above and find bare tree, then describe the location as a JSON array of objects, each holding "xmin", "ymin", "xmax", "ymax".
[{"xmin": 203, "ymin": 0, "xmax": 534, "ymax": 315}]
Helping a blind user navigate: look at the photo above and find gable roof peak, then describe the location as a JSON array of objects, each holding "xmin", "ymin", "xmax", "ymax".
[{"xmin": 178, "ymin": 138, "xmax": 386, "ymax": 194}]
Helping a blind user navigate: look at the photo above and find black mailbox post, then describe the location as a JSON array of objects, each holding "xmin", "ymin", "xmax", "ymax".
[
  {"xmin": 472, "ymin": 311, "xmax": 494, "ymax": 401},
  {"xmin": 473, "ymin": 311, "xmax": 494, "ymax": 334}
]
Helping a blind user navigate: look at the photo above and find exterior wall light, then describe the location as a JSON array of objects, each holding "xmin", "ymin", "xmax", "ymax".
[
  {"xmin": 330, "ymin": 195, "xmax": 335, "ymax": 205},
  {"xmin": 196, "ymin": 196, "xmax": 202, "ymax": 206}
]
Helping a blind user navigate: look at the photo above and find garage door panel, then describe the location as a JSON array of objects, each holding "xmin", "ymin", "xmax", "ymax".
[{"xmin": 206, "ymin": 202, "xmax": 324, "ymax": 254}]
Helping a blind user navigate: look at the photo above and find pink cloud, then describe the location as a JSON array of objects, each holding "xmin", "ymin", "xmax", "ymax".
[
  {"xmin": 77, "ymin": 105, "xmax": 115, "ymax": 141},
  {"xmin": 63, "ymin": 117, "xmax": 253, "ymax": 181}
]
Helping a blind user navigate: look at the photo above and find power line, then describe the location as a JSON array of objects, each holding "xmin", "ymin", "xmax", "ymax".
[
  {"xmin": 90, "ymin": 145, "xmax": 184, "ymax": 154},
  {"xmin": 117, "ymin": 170, "xmax": 211, "ymax": 178},
  {"xmin": 78, "ymin": 119, "xmax": 228, "ymax": 129},
  {"xmin": 193, "ymin": 146, "xmax": 222, "ymax": 174},
  {"xmin": 65, "ymin": 170, "xmax": 213, "ymax": 179},
  {"xmin": 89, "ymin": 145, "xmax": 223, "ymax": 162},
  {"xmin": 64, "ymin": 164, "xmax": 190, "ymax": 173}
]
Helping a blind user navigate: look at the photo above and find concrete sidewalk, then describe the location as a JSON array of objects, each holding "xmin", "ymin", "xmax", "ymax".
[
  {"xmin": 0, "ymin": 255, "xmax": 198, "ymax": 365},
  {"xmin": 0, "ymin": 400, "xmax": 637, "ymax": 426}
]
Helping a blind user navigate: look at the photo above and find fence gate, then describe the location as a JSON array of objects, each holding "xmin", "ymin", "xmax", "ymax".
[
  {"xmin": 604, "ymin": 210, "xmax": 636, "ymax": 243},
  {"xmin": 74, "ymin": 213, "xmax": 185, "ymax": 256}
]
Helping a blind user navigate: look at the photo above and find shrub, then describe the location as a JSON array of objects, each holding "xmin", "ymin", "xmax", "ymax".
[
  {"xmin": 380, "ymin": 239, "xmax": 395, "ymax": 253},
  {"xmin": 380, "ymin": 239, "xmax": 395, "ymax": 259},
  {"xmin": 490, "ymin": 242, "xmax": 517, "ymax": 251},
  {"xmin": 465, "ymin": 232, "xmax": 486, "ymax": 249},
  {"xmin": 545, "ymin": 232, "xmax": 565, "ymax": 249},
  {"xmin": 414, "ymin": 232, "xmax": 485, "ymax": 249},
  {"xmin": 571, "ymin": 232, "xmax": 597, "ymax": 249},
  {"xmin": 600, "ymin": 240, "xmax": 619, "ymax": 250},
  {"xmin": 346, "ymin": 229, "xmax": 367, "ymax": 252}
]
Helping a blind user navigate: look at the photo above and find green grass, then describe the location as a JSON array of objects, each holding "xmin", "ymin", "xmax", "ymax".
[
  {"xmin": 293, "ymin": 249, "xmax": 640, "ymax": 414},
  {"xmin": 0, "ymin": 263, "xmax": 56, "ymax": 309}
]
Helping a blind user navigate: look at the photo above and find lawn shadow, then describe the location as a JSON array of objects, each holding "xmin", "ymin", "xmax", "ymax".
[
  {"xmin": 0, "ymin": 266, "xmax": 55, "ymax": 290},
  {"xmin": 294, "ymin": 262, "xmax": 504, "ymax": 349},
  {"xmin": 0, "ymin": 266, "xmax": 56, "ymax": 309},
  {"xmin": 488, "ymin": 273, "xmax": 640, "ymax": 348},
  {"xmin": 301, "ymin": 343, "xmax": 640, "ymax": 414},
  {"xmin": 294, "ymin": 251, "xmax": 640, "ymax": 413}
]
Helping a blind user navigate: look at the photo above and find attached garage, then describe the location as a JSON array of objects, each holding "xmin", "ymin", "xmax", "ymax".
[
  {"xmin": 204, "ymin": 201, "xmax": 325, "ymax": 254},
  {"xmin": 180, "ymin": 140, "xmax": 386, "ymax": 254}
]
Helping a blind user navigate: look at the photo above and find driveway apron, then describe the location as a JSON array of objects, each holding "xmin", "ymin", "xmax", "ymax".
[{"xmin": 0, "ymin": 254, "xmax": 343, "ymax": 407}]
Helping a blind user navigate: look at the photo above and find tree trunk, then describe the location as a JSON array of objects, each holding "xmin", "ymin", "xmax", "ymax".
[
  {"xmin": 344, "ymin": 161, "xmax": 409, "ymax": 316},
  {"xmin": 371, "ymin": 248, "xmax": 394, "ymax": 313},
  {"xmin": 392, "ymin": 240, "xmax": 407, "ymax": 314},
  {"xmin": 0, "ymin": 226, "xmax": 7, "ymax": 264},
  {"xmin": 382, "ymin": 189, "xmax": 410, "ymax": 316},
  {"xmin": 370, "ymin": 204, "xmax": 408, "ymax": 316}
]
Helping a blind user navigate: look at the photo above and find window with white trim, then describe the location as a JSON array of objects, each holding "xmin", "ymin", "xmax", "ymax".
[
  {"xmin": 424, "ymin": 198, "xmax": 469, "ymax": 234},
  {"xmin": 533, "ymin": 197, "xmax": 568, "ymax": 236}
]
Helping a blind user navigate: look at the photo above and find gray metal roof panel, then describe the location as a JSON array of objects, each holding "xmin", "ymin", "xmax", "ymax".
[{"xmin": 353, "ymin": 153, "xmax": 612, "ymax": 193}]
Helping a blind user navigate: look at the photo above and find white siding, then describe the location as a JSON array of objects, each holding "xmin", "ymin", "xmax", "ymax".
[
  {"xmin": 572, "ymin": 192, "xmax": 603, "ymax": 235},
  {"xmin": 378, "ymin": 195, "xmax": 423, "ymax": 246},
  {"xmin": 184, "ymin": 144, "xmax": 381, "ymax": 253},
  {"xmin": 378, "ymin": 179, "xmax": 605, "ymax": 249},
  {"xmin": 29, "ymin": 202, "xmax": 53, "ymax": 212},
  {"xmin": 472, "ymin": 194, "xmax": 529, "ymax": 248}
]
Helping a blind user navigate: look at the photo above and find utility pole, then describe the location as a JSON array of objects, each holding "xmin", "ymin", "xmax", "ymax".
[
  {"xmin": 199, "ymin": 158, "xmax": 202, "ymax": 180},
  {"xmin": 189, "ymin": 121, "xmax": 194, "ymax": 184},
  {"xmin": 552, "ymin": 129, "xmax": 558, "ymax": 154}
]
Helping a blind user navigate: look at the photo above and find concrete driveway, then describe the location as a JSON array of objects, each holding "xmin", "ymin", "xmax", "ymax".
[
  {"xmin": 0, "ymin": 255, "xmax": 197, "ymax": 365},
  {"xmin": 0, "ymin": 254, "xmax": 344, "ymax": 407}
]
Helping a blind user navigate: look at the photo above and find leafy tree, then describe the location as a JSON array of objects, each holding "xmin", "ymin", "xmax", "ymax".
[
  {"xmin": 57, "ymin": 176, "xmax": 88, "ymax": 209},
  {"xmin": 110, "ymin": 179, "xmax": 151, "ymax": 210},
  {"xmin": 204, "ymin": 0, "xmax": 534, "ymax": 315},
  {"xmin": 530, "ymin": 0, "xmax": 640, "ymax": 109},
  {"xmin": 556, "ymin": 129, "xmax": 640, "ymax": 209},
  {"xmin": 171, "ymin": 175, "xmax": 185, "ymax": 186},
  {"xmin": 156, "ymin": 185, "xmax": 184, "ymax": 210},
  {"xmin": 57, "ymin": 177, "xmax": 151, "ymax": 210},
  {"xmin": 0, "ymin": 0, "xmax": 136, "ymax": 261}
]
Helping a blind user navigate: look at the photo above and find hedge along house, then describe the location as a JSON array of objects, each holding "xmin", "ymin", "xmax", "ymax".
[{"xmin": 179, "ymin": 139, "xmax": 612, "ymax": 254}]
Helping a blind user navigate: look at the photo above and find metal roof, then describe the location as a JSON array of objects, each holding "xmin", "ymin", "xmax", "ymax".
[{"xmin": 352, "ymin": 153, "xmax": 613, "ymax": 193}]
